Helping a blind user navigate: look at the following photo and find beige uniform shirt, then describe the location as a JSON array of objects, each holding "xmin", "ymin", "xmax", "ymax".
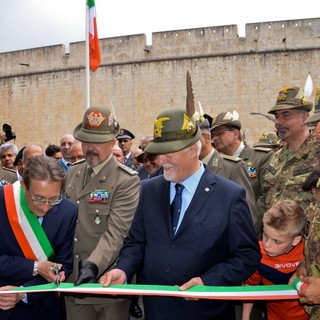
[{"xmin": 65, "ymin": 157, "xmax": 140, "ymax": 281}]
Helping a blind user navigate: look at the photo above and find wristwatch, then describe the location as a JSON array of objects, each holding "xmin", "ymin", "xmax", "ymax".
[{"xmin": 32, "ymin": 261, "xmax": 38, "ymax": 276}]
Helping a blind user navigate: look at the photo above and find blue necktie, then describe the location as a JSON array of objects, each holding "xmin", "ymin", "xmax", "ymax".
[{"xmin": 171, "ymin": 183, "xmax": 185, "ymax": 236}]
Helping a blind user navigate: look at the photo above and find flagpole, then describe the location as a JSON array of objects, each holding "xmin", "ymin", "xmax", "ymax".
[{"xmin": 85, "ymin": 0, "xmax": 90, "ymax": 109}]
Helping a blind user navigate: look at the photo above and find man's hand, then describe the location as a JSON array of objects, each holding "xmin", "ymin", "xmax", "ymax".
[
  {"xmin": 177, "ymin": 277, "xmax": 203, "ymax": 301},
  {"xmin": 0, "ymin": 286, "xmax": 24, "ymax": 310},
  {"xmin": 37, "ymin": 261, "xmax": 63, "ymax": 283},
  {"xmin": 178, "ymin": 276, "xmax": 203, "ymax": 291},
  {"xmin": 74, "ymin": 260, "xmax": 98, "ymax": 286},
  {"xmin": 288, "ymin": 267, "xmax": 308, "ymax": 286},
  {"xmin": 99, "ymin": 269, "xmax": 127, "ymax": 287},
  {"xmin": 297, "ymin": 277, "xmax": 320, "ymax": 304}
]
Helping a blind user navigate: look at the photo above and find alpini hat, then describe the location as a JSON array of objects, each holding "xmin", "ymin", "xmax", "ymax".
[
  {"xmin": 254, "ymin": 132, "xmax": 281, "ymax": 148},
  {"xmin": 305, "ymin": 87, "xmax": 320, "ymax": 125},
  {"xmin": 191, "ymin": 111, "xmax": 210, "ymax": 130},
  {"xmin": 145, "ymin": 109, "xmax": 201, "ymax": 154},
  {"xmin": 210, "ymin": 110, "xmax": 241, "ymax": 130},
  {"xmin": 268, "ymin": 86, "xmax": 313, "ymax": 114},
  {"xmin": 73, "ymin": 106, "xmax": 120, "ymax": 143}
]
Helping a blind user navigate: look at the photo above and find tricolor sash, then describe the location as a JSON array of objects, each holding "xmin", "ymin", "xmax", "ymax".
[{"xmin": 3, "ymin": 181, "xmax": 54, "ymax": 261}]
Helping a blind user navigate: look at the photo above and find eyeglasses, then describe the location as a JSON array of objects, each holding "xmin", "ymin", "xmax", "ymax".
[
  {"xmin": 28, "ymin": 190, "xmax": 62, "ymax": 206},
  {"xmin": 143, "ymin": 155, "xmax": 157, "ymax": 163},
  {"xmin": 211, "ymin": 129, "xmax": 234, "ymax": 138}
]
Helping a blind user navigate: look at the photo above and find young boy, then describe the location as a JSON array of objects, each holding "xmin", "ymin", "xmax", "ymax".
[{"xmin": 242, "ymin": 199, "xmax": 308, "ymax": 320}]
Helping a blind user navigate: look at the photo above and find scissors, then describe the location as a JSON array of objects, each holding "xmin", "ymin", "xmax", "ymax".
[{"xmin": 50, "ymin": 263, "xmax": 61, "ymax": 287}]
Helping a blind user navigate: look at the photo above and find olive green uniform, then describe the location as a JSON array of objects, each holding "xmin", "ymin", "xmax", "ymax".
[
  {"xmin": 239, "ymin": 144, "xmax": 274, "ymax": 237},
  {"xmin": 0, "ymin": 166, "xmax": 18, "ymax": 184},
  {"xmin": 205, "ymin": 149, "xmax": 258, "ymax": 233}
]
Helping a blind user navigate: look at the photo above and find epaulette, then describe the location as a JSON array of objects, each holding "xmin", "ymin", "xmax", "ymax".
[
  {"xmin": 71, "ymin": 159, "xmax": 86, "ymax": 166},
  {"xmin": 2, "ymin": 167, "xmax": 17, "ymax": 174},
  {"xmin": 221, "ymin": 154, "xmax": 242, "ymax": 162},
  {"xmin": 118, "ymin": 162, "xmax": 138, "ymax": 175},
  {"xmin": 254, "ymin": 147, "xmax": 273, "ymax": 153}
]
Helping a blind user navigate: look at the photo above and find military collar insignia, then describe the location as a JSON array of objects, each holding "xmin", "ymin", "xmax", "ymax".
[
  {"xmin": 212, "ymin": 158, "xmax": 218, "ymax": 167},
  {"xmin": 0, "ymin": 179, "xmax": 9, "ymax": 186}
]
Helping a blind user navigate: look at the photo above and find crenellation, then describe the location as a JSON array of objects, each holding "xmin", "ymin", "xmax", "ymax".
[{"xmin": 1, "ymin": 18, "xmax": 320, "ymax": 148}]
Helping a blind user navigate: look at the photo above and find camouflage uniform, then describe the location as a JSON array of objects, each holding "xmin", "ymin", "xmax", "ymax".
[
  {"xmin": 300, "ymin": 88, "xmax": 320, "ymax": 319},
  {"xmin": 264, "ymin": 135, "xmax": 320, "ymax": 210},
  {"xmin": 300, "ymin": 190, "xmax": 320, "ymax": 319}
]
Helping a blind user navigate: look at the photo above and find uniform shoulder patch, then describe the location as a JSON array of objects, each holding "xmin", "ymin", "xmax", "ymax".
[
  {"xmin": 254, "ymin": 147, "xmax": 273, "ymax": 153},
  {"xmin": 118, "ymin": 163, "xmax": 138, "ymax": 175},
  {"xmin": 221, "ymin": 154, "xmax": 242, "ymax": 162},
  {"xmin": 2, "ymin": 167, "xmax": 17, "ymax": 174},
  {"xmin": 71, "ymin": 159, "xmax": 86, "ymax": 166}
]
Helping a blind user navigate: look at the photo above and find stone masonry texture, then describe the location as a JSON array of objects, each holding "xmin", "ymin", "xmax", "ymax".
[{"xmin": 1, "ymin": 18, "xmax": 320, "ymax": 149}]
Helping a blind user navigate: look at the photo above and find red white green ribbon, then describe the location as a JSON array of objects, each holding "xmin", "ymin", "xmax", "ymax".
[
  {"xmin": 1, "ymin": 283, "xmax": 299, "ymax": 300},
  {"xmin": 3, "ymin": 182, "xmax": 54, "ymax": 261}
]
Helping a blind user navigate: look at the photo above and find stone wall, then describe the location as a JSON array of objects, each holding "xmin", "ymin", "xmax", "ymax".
[{"xmin": 1, "ymin": 17, "xmax": 320, "ymax": 148}]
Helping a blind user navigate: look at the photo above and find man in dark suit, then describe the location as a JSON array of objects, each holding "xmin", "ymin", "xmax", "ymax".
[
  {"xmin": 0, "ymin": 155, "xmax": 78, "ymax": 320},
  {"xmin": 198, "ymin": 117, "xmax": 258, "ymax": 234},
  {"xmin": 100, "ymin": 109, "xmax": 261, "ymax": 320}
]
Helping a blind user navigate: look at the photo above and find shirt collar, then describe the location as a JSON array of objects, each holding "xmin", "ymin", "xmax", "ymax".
[
  {"xmin": 87, "ymin": 154, "xmax": 113, "ymax": 176},
  {"xmin": 171, "ymin": 161, "xmax": 205, "ymax": 196},
  {"xmin": 233, "ymin": 141, "xmax": 245, "ymax": 158}
]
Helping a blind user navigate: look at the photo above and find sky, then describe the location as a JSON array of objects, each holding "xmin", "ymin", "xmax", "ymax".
[{"xmin": 1, "ymin": 0, "xmax": 320, "ymax": 53}]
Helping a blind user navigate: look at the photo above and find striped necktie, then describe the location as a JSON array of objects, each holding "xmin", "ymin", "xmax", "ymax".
[{"xmin": 171, "ymin": 183, "xmax": 184, "ymax": 236}]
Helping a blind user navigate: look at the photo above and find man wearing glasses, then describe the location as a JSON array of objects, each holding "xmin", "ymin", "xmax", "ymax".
[
  {"xmin": 211, "ymin": 111, "xmax": 273, "ymax": 238},
  {"xmin": 0, "ymin": 155, "xmax": 78, "ymax": 320}
]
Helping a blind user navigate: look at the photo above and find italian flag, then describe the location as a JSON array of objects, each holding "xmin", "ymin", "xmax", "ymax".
[{"xmin": 88, "ymin": 0, "xmax": 101, "ymax": 72}]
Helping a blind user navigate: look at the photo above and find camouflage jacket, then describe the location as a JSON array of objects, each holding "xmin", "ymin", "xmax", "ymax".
[
  {"xmin": 301, "ymin": 190, "xmax": 320, "ymax": 318},
  {"xmin": 264, "ymin": 135, "xmax": 320, "ymax": 210}
]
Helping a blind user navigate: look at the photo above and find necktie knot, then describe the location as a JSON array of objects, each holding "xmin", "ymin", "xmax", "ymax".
[
  {"xmin": 84, "ymin": 167, "xmax": 94, "ymax": 186},
  {"xmin": 175, "ymin": 183, "xmax": 184, "ymax": 195}
]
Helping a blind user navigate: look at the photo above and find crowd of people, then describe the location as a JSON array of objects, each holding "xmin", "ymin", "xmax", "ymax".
[{"xmin": 0, "ymin": 84, "xmax": 320, "ymax": 320}]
